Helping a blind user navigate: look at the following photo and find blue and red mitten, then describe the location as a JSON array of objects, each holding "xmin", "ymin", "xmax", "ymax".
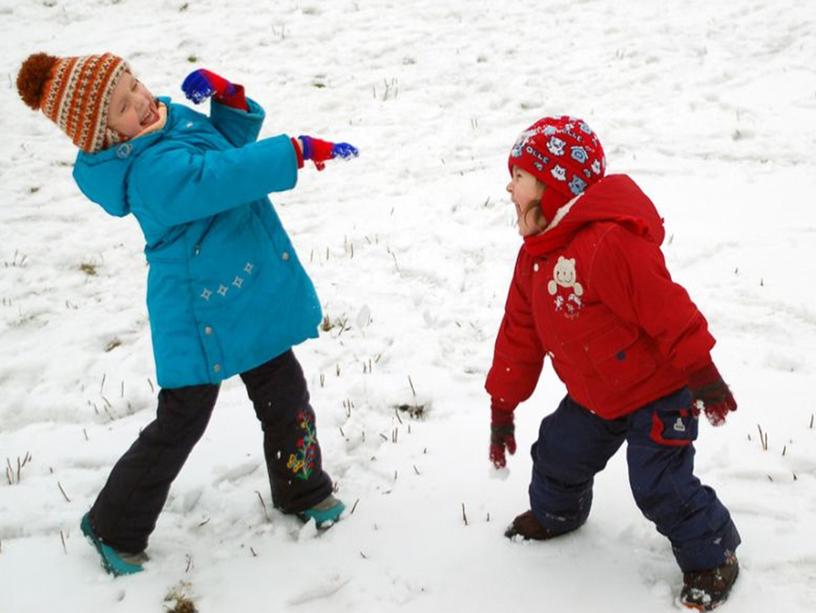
[
  {"xmin": 181, "ymin": 68, "xmax": 248, "ymax": 111},
  {"xmin": 296, "ymin": 135, "xmax": 359, "ymax": 170}
]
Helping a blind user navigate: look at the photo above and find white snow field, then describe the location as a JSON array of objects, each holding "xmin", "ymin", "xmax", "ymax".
[{"xmin": 1, "ymin": 1, "xmax": 815, "ymax": 611}]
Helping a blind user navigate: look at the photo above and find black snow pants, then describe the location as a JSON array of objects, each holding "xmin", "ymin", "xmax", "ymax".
[{"xmin": 88, "ymin": 349, "xmax": 333, "ymax": 553}]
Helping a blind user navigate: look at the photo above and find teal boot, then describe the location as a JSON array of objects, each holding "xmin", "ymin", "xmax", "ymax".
[
  {"xmin": 80, "ymin": 513, "xmax": 147, "ymax": 576},
  {"xmin": 299, "ymin": 495, "xmax": 346, "ymax": 528}
]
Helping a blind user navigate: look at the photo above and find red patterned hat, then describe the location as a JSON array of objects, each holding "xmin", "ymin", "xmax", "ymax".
[
  {"xmin": 17, "ymin": 52, "xmax": 129, "ymax": 153},
  {"xmin": 508, "ymin": 116, "xmax": 606, "ymax": 222}
]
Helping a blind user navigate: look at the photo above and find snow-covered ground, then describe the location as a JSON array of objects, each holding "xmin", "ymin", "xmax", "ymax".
[{"xmin": 1, "ymin": 0, "xmax": 815, "ymax": 611}]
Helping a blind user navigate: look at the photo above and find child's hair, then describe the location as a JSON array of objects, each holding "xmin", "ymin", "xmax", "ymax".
[
  {"xmin": 17, "ymin": 52, "xmax": 129, "ymax": 152},
  {"xmin": 520, "ymin": 181, "xmax": 549, "ymax": 232}
]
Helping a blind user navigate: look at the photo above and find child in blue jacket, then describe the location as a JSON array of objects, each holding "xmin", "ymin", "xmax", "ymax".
[{"xmin": 17, "ymin": 52, "xmax": 357, "ymax": 576}]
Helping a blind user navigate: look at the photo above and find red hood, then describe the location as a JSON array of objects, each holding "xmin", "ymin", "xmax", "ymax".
[{"xmin": 523, "ymin": 174, "xmax": 665, "ymax": 256}]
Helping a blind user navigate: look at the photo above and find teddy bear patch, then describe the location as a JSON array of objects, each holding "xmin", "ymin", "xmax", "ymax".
[{"xmin": 547, "ymin": 256, "xmax": 584, "ymax": 319}]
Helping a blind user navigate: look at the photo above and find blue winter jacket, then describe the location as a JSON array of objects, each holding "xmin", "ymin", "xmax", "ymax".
[{"xmin": 73, "ymin": 97, "xmax": 322, "ymax": 388}]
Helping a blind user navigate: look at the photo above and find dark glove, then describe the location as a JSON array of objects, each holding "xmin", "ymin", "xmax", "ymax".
[
  {"xmin": 687, "ymin": 362, "xmax": 737, "ymax": 426},
  {"xmin": 490, "ymin": 404, "xmax": 516, "ymax": 468},
  {"xmin": 297, "ymin": 135, "xmax": 359, "ymax": 170},
  {"xmin": 181, "ymin": 68, "xmax": 247, "ymax": 110}
]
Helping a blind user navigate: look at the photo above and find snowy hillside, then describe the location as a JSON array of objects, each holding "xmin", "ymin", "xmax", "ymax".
[{"xmin": 1, "ymin": 0, "xmax": 815, "ymax": 611}]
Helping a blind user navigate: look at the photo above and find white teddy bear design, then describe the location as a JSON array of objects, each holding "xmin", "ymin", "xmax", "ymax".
[
  {"xmin": 547, "ymin": 256, "xmax": 583, "ymax": 296},
  {"xmin": 548, "ymin": 256, "xmax": 584, "ymax": 318}
]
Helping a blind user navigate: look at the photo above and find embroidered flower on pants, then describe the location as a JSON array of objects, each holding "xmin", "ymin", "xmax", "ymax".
[{"xmin": 287, "ymin": 410, "xmax": 317, "ymax": 480}]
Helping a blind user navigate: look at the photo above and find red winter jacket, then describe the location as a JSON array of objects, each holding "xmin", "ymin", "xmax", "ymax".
[{"xmin": 486, "ymin": 174, "xmax": 715, "ymax": 419}]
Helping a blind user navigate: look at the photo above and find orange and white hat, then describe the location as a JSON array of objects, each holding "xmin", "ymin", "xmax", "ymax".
[{"xmin": 17, "ymin": 52, "xmax": 129, "ymax": 153}]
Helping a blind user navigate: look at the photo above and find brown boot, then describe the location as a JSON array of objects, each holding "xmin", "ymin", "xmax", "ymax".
[
  {"xmin": 504, "ymin": 510, "xmax": 570, "ymax": 540},
  {"xmin": 680, "ymin": 553, "xmax": 739, "ymax": 610}
]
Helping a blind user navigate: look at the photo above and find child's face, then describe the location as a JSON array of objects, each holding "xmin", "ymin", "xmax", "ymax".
[
  {"xmin": 506, "ymin": 166, "xmax": 546, "ymax": 236},
  {"xmin": 107, "ymin": 71, "xmax": 159, "ymax": 138}
]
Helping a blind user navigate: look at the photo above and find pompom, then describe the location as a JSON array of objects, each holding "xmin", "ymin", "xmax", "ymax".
[{"xmin": 17, "ymin": 52, "xmax": 59, "ymax": 110}]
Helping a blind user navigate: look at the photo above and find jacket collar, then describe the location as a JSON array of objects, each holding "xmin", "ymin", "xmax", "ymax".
[
  {"xmin": 72, "ymin": 97, "xmax": 174, "ymax": 217},
  {"xmin": 522, "ymin": 174, "xmax": 665, "ymax": 257}
]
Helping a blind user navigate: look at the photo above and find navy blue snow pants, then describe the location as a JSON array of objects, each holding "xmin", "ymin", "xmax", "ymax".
[{"xmin": 529, "ymin": 388, "xmax": 740, "ymax": 571}]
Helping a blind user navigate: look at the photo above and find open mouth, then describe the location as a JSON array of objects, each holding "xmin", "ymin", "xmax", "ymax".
[{"xmin": 140, "ymin": 103, "xmax": 159, "ymax": 128}]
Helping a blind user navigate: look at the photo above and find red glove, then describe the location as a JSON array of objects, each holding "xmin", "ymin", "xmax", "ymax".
[
  {"xmin": 687, "ymin": 362, "xmax": 737, "ymax": 426},
  {"xmin": 490, "ymin": 403, "xmax": 516, "ymax": 468}
]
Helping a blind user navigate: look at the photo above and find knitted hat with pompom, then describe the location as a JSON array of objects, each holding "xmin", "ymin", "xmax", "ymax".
[
  {"xmin": 508, "ymin": 116, "xmax": 606, "ymax": 223},
  {"xmin": 17, "ymin": 52, "xmax": 129, "ymax": 153}
]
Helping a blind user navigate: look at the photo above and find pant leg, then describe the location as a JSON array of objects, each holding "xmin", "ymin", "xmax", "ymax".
[
  {"xmin": 530, "ymin": 395, "xmax": 628, "ymax": 533},
  {"xmin": 240, "ymin": 349, "xmax": 333, "ymax": 513},
  {"xmin": 89, "ymin": 384, "xmax": 219, "ymax": 553},
  {"xmin": 626, "ymin": 387, "xmax": 741, "ymax": 571}
]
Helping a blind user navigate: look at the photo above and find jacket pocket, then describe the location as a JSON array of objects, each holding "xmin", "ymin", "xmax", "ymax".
[
  {"xmin": 189, "ymin": 210, "xmax": 271, "ymax": 312},
  {"xmin": 584, "ymin": 325, "xmax": 656, "ymax": 388}
]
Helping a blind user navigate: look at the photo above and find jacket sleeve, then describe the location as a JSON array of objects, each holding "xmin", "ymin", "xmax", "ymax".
[
  {"xmin": 209, "ymin": 97, "xmax": 265, "ymax": 147},
  {"xmin": 130, "ymin": 134, "xmax": 298, "ymax": 227},
  {"xmin": 485, "ymin": 247, "xmax": 546, "ymax": 410},
  {"xmin": 590, "ymin": 225, "xmax": 715, "ymax": 373}
]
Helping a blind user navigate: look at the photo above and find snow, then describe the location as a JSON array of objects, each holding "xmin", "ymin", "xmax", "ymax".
[{"xmin": 1, "ymin": 0, "xmax": 816, "ymax": 611}]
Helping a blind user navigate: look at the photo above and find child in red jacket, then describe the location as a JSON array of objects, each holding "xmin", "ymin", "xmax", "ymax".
[{"xmin": 487, "ymin": 116, "xmax": 740, "ymax": 611}]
